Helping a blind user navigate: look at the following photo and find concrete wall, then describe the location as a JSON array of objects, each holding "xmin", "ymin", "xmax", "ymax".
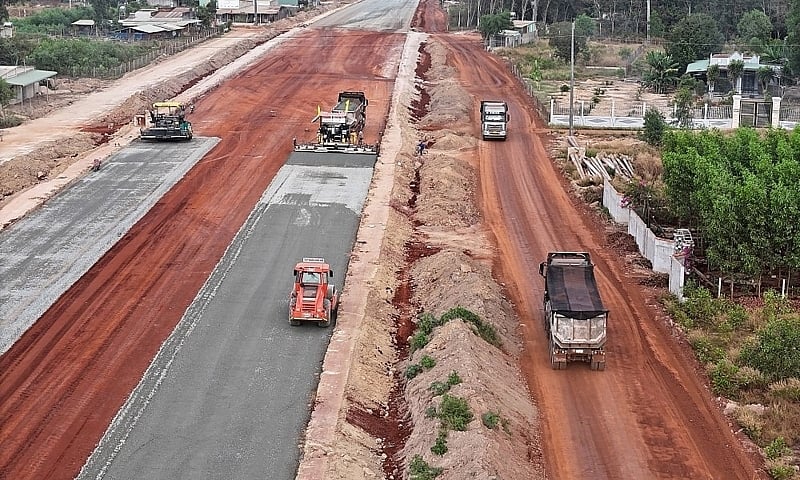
[{"xmin": 603, "ymin": 179, "xmax": 682, "ymax": 296}]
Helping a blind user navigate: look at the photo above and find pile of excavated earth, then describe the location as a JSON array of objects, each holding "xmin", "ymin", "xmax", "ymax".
[{"xmin": 322, "ymin": 37, "xmax": 546, "ymax": 478}]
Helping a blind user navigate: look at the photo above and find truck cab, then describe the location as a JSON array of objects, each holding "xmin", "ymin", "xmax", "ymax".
[{"xmin": 480, "ymin": 100, "xmax": 509, "ymax": 140}]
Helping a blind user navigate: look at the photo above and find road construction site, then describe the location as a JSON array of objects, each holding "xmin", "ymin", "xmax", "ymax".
[{"xmin": 0, "ymin": 0, "xmax": 768, "ymax": 479}]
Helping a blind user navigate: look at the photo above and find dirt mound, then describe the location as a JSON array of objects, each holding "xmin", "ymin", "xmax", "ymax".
[
  {"xmin": 416, "ymin": 154, "xmax": 480, "ymax": 228},
  {"xmin": 420, "ymin": 41, "xmax": 471, "ymax": 130},
  {"xmin": 0, "ymin": 134, "xmax": 97, "ymax": 203}
]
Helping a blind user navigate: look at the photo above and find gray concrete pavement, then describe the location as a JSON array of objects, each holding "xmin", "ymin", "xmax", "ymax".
[
  {"xmin": 0, "ymin": 138, "xmax": 219, "ymax": 355},
  {"xmin": 79, "ymin": 152, "xmax": 376, "ymax": 480}
]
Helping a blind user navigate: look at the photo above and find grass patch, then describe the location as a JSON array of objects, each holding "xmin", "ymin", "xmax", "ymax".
[
  {"xmin": 410, "ymin": 307, "xmax": 501, "ymax": 352},
  {"xmin": 431, "ymin": 429, "xmax": 448, "ymax": 456},
  {"xmin": 409, "ymin": 454, "xmax": 443, "ymax": 480}
]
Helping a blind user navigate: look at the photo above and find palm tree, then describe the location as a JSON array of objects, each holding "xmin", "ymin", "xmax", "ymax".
[
  {"xmin": 706, "ymin": 64, "xmax": 720, "ymax": 94},
  {"xmin": 756, "ymin": 66, "xmax": 775, "ymax": 96},
  {"xmin": 643, "ymin": 51, "xmax": 679, "ymax": 94},
  {"xmin": 727, "ymin": 59, "xmax": 745, "ymax": 94}
]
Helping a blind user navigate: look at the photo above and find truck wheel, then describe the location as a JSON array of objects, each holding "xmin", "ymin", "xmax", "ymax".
[
  {"xmin": 591, "ymin": 360, "xmax": 606, "ymax": 371},
  {"xmin": 549, "ymin": 339, "xmax": 561, "ymax": 370},
  {"xmin": 290, "ymin": 319, "xmax": 301, "ymax": 326}
]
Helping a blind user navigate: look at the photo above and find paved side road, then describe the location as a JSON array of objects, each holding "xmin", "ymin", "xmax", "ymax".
[
  {"xmin": 0, "ymin": 138, "xmax": 219, "ymax": 355},
  {"xmin": 78, "ymin": 152, "xmax": 376, "ymax": 480}
]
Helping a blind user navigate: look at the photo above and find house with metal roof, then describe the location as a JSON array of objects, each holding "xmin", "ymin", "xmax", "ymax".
[
  {"xmin": 117, "ymin": 8, "xmax": 200, "ymax": 40},
  {"xmin": 0, "ymin": 66, "xmax": 57, "ymax": 105},
  {"xmin": 71, "ymin": 19, "xmax": 95, "ymax": 36},
  {"xmin": 686, "ymin": 51, "xmax": 781, "ymax": 97},
  {"xmin": 215, "ymin": 1, "xmax": 295, "ymax": 24}
]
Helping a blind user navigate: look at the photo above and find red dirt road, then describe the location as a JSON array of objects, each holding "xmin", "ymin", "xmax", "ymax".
[
  {"xmin": 436, "ymin": 34, "xmax": 766, "ymax": 479},
  {"xmin": 0, "ymin": 29, "xmax": 400, "ymax": 480}
]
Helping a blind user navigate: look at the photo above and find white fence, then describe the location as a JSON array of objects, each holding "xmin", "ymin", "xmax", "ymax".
[
  {"xmin": 603, "ymin": 179, "xmax": 685, "ymax": 299},
  {"xmin": 552, "ymin": 95, "xmax": 799, "ymax": 130}
]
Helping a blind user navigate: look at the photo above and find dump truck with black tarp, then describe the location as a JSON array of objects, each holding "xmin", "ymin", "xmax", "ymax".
[{"xmin": 539, "ymin": 252, "xmax": 608, "ymax": 370}]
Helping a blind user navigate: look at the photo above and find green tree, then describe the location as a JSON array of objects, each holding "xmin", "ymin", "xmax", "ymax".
[
  {"xmin": 673, "ymin": 86, "xmax": 695, "ymax": 128},
  {"xmin": 728, "ymin": 59, "xmax": 745, "ymax": 93},
  {"xmin": 548, "ymin": 21, "xmax": 588, "ymax": 61},
  {"xmin": 641, "ymin": 107, "xmax": 668, "ymax": 146},
  {"xmin": 666, "ymin": 14, "xmax": 724, "ymax": 72},
  {"xmin": 757, "ymin": 65, "xmax": 776, "ymax": 94},
  {"xmin": 574, "ymin": 13, "xmax": 595, "ymax": 37},
  {"xmin": 737, "ymin": 9, "xmax": 774, "ymax": 46},
  {"xmin": 642, "ymin": 51, "xmax": 679, "ymax": 94},
  {"xmin": 741, "ymin": 316, "xmax": 800, "ymax": 381},
  {"xmin": 788, "ymin": 0, "xmax": 800, "ymax": 76},
  {"xmin": 706, "ymin": 64, "xmax": 720, "ymax": 94},
  {"xmin": 478, "ymin": 11, "xmax": 513, "ymax": 40},
  {"xmin": 0, "ymin": 77, "xmax": 12, "ymax": 118},
  {"xmin": 88, "ymin": 0, "xmax": 115, "ymax": 31}
]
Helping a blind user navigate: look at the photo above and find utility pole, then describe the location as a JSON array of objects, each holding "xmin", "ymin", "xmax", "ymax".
[
  {"xmin": 646, "ymin": 0, "xmax": 651, "ymax": 45},
  {"xmin": 569, "ymin": 21, "xmax": 575, "ymax": 136}
]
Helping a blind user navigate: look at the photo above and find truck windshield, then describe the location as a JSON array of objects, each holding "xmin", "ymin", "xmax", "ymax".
[{"xmin": 484, "ymin": 114, "xmax": 505, "ymax": 121}]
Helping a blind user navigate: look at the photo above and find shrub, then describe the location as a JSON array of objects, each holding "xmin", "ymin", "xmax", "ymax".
[
  {"xmin": 688, "ymin": 331, "xmax": 725, "ymax": 364},
  {"xmin": 765, "ymin": 459, "xmax": 795, "ymax": 480},
  {"xmin": 560, "ymin": 84, "xmax": 571, "ymax": 92},
  {"xmin": 765, "ymin": 436, "xmax": 790, "ymax": 460},
  {"xmin": 440, "ymin": 307, "xmax": 501, "ymax": 346},
  {"xmin": 409, "ymin": 454, "xmax": 443, "ymax": 480},
  {"xmin": 769, "ymin": 378, "xmax": 800, "ymax": 402},
  {"xmin": 641, "ymin": 107, "xmax": 667, "ymax": 146},
  {"xmin": 438, "ymin": 394, "xmax": 474, "ymax": 431},
  {"xmin": 431, "ymin": 429, "xmax": 448, "ymax": 456},
  {"xmin": 733, "ymin": 406, "xmax": 764, "ymax": 441},
  {"xmin": 425, "ymin": 406, "xmax": 438, "ymax": 418},
  {"xmin": 420, "ymin": 355, "xmax": 436, "ymax": 369},
  {"xmin": 740, "ymin": 317, "xmax": 800, "ymax": 381},
  {"xmin": 430, "ymin": 381, "xmax": 450, "ymax": 396},
  {"xmin": 406, "ymin": 364, "xmax": 423, "ymax": 379},
  {"xmin": 410, "ymin": 332, "xmax": 430, "ymax": 352},
  {"xmin": 735, "ymin": 366, "xmax": 765, "ymax": 389},
  {"xmin": 447, "ymin": 371, "xmax": 462, "ymax": 386},
  {"xmin": 708, "ymin": 359, "xmax": 740, "ymax": 398},
  {"xmin": 482, "ymin": 411, "xmax": 500, "ymax": 429}
]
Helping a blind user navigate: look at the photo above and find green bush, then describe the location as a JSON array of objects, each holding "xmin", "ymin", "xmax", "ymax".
[
  {"xmin": 741, "ymin": 317, "xmax": 800, "ymax": 381},
  {"xmin": 708, "ymin": 359, "xmax": 741, "ymax": 398},
  {"xmin": 765, "ymin": 460, "xmax": 794, "ymax": 480},
  {"xmin": 430, "ymin": 381, "xmax": 450, "ymax": 396},
  {"xmin": 689, "ymin": 333, "xmax": 725, "ymax": 365},
  {"xmin": 409, "ymin": 454, "xmax": 443, "ymax": 480},
  {"xmin": 765, "ymin": 436, "xmax": 790, "ymax": 460},
  {"xmin": 441, "ymin": 307, "xmax": 500, "ymax": 346},
  {"xmin": 641, "ymin": 107, "xmax": 667, "ymax": 146},
  {"xmin": 410, "ymin": 332, "xmax": 430, "ymax": 352},
  {"xmin": 447, "ymin": 371, "xmax": 462, "ymax": 386},
  {"xmin": 425, "ymin": 406, "xmax": 438, "ymax": 418},
  {"xmin": 0, "ymin": 116, "xmax": 23, "ymax": 128},
  {"xmin": 438, "ymin": 394, "xmax": 474, "ymax": 431},
  {"xmin": 431, "ymin": 429, "xmax": 448, "ymax": 456},
  {"xmin": 406, "ymin": 364, "xmax": 423, "ymax": 379},
  {"xmin": 420, "ymin": 355, "xmax": 436, "ymax": 369},
  {"xmin": 482, "ymin": 411, "xmax": 500, "ymax": 429}
]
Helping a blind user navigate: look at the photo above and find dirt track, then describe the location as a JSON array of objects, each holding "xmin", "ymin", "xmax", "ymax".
[
  {"xmin": 0, "ymin": 29, "xmax": 400, "ymax": 480},
  {"xmin": 436, "ymin": 35, "xmax": 764, "ymax": 479}
]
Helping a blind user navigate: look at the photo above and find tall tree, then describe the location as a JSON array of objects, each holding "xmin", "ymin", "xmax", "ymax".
[
  {"xmin": 548, "ymin": 21, "xmax": 588, "ymax": 61},
  {"xmin": 728, "ymin": 59, "xmax": 745, "ymax": 93},
  {"xmin": 0, "ymin": 77, "xmax": 12, "ymax": 120},
  {"xmin": 642, "ymin": 50, "xmax": 679, "ymax": 93},
  {"xmin": 707, "ymin": 64, "xmax": 721, "ymax": 94},
  {"xmin": 478, "ymin": 11, "xmax": 513, "ymax": 39},
  {"xmin": 737, "ymin": 9, "xmax": 774, "ymax": 46},
  {"xmin": 788, "ymin": 0, "xmax": 800, "ymax": 76},
  {"xmin": 666, "ymin": 13, "xmax": 724, "ymax": 72}
]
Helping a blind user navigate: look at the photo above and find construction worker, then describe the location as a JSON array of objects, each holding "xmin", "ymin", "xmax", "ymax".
[
  {"xmin": 358, "ymin": 130, "xmax": 364, "ymax": 145},
  {"xmin": 417, "ymin": 139, "xmax": 426, "ymax": 156}
]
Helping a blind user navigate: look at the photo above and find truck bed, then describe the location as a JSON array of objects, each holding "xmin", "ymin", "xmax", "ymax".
[{"xmin": 546, "ymin": 265, "xmax": 607, "ymax": 319}]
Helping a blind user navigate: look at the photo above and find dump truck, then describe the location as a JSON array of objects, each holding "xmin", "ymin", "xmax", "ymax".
[
  {"xmin": 539, "ymin": 252, "xmax": 608, "ymax": 370},
  {"xmin": 480, "ymin": 100, "xmax": 509, "ymax": 140},
  {"xmin": 289, "ymin": 258, "xmax": 339, "ymax": 327},
  {"xmin": 294, "ymin": 91, "xmax": 377, "ymax": 154},
  {"xmin": 140, "ymin": 102, "xmax": 193, "ymax": 141}
]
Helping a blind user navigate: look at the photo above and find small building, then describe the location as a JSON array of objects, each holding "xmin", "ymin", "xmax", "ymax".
[
  {"xmin": 71, "ymin": 19, "xmax": 95, "ymax": 36},
  {"xmin": 1, "ymin": 22, "xmax": 12, "ymax": 39},
  {"xmin": 118, "ymin": 7, "xmax": 200, "ymax": 39},
  {"xmin": 215, "ymin": 2, "xmax": 294, "ymax": 24},
  {"xmin": 686, "ymin": 51, "xmax": 781, "ymax": 97},
  {"xmin": 512, "ymin": 19, "xmax": 536, "ymax": 43},
  {"xmin": 0, "ymin": 66, "xmax": 58, "ymax": 105}
]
